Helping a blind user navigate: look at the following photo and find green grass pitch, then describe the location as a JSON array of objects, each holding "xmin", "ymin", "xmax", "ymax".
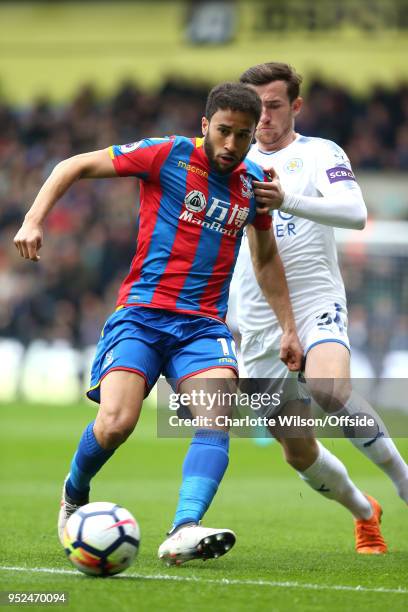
[{"xmin": 1, "ymin": 402, "xmax": 408, "ymax": 611}]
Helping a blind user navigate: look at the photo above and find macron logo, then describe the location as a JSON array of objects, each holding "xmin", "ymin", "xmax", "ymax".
[{"xmin": 326, "ymin": 167, "xmax": 356, "ymax": 183}]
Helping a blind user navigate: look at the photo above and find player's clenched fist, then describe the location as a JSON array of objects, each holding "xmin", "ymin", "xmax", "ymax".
[
  {"xmin": 253, "ymin": 167, "xmax": 284, "ymax": 213},
  {"xmin": 13, "ymin": 219, "xmax": 43, "ymax": 262},
  {"xmin": 279, "ymin": 329, "xmax": 303, "ymax": 372}
]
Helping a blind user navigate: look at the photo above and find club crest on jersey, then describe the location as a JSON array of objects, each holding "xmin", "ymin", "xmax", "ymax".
[
  {"xmin": 284, "ymin": 158, "xmax": 303, "ymax": 173},
  {"xmin": 102, "ymin": 350, "xmax": 114, "ymax": 370},
  {"xmin": 184, "ymin": 190, "xmax": 207, "ymax": 213},
  {"xmin": 240, "ymin": 174, "xmax": 254, "ymax": 198},
  {"xmin": 119, "ymin": 141, "xmax": 142, "ymax": 153}
]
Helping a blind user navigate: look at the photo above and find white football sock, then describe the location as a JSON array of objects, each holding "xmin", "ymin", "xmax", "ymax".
[
  {"xmin": 342, "ymin": 393, "xmax": 408, "ymax": 503},
  {"xmin": 298, "ymin": 441, "xmax": 373, "ymax": 519}
]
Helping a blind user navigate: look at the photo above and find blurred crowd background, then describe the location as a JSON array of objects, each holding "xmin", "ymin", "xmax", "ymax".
[
  {"xmin": 1, "ymin": 77, "xmax": 407, "ymax": 377},
  {"xmin": 0, "ymin": 0, "xmax": 407, "ymax": 401}
]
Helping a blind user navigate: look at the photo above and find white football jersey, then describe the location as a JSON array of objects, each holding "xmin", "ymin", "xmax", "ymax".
[{"xmin": 233, "ymin": 134, "xmax": 363, "ymax": 334}]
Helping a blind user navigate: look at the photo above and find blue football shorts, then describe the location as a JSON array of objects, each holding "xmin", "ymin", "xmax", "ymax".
[{"xmin": 87, "ymin": 306, "xmax": 238, "ymax": 403}]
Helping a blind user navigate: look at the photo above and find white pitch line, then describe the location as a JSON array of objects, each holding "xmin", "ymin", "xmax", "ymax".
[{"xmin": 0, "ymin": 565, "xmax": 407, "ymax": 595}]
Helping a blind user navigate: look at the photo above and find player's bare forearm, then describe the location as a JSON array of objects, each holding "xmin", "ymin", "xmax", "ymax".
[
  {"xmin": 14, "ymin": 148, "xmax": 115, "ymax": 261},
  {"xmin": 247, "ymin": 224, "xmax": 295, "ymax": 333},
  {"xmin": 247, "ymin": 224, "xmax": 303, "ymax": 370},
  {"xmin": 25, "ymin": 149, "xmax": 114, "ymax": 224}
]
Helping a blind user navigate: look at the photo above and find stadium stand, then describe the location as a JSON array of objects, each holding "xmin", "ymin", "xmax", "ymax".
[{"xmin": 0, "ymin": 77, "xmax": 407, "ymax": 400}]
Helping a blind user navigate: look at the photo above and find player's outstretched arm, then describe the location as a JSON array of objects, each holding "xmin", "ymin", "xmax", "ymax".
[
  {"xmin": 253, "ymin": 164, "xmax": 367, "ymax": 230},
  {"xmin": 277, "ymin": 190, "xmax": 367, "ymax": 229},
  {"xmin": 14, "ymin": 148, "xmax": 115, "ymax": 261},
  {"xmin": 247, "ymin": 223, "xmax": 303, "ymax": 371}
]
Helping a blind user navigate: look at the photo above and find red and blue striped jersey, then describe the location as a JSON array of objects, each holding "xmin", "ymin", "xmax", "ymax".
[{"xmin": 109, "ymin": 135, "xmax": 269, "ymax": 322}]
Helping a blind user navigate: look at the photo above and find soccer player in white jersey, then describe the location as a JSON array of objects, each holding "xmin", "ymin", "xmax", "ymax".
[{"xmin": 233, "ymin": 62, "xmax": 408, "ymax": 553}]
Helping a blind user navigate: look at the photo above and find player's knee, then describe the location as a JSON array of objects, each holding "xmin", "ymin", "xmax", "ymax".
[
  {"xmin": 98, "ymin": 421, "xmax": 135, "ymax": 449},
  {"xmin": 96, "ymin": 410, "xmax": 137, "ymax": 448}
]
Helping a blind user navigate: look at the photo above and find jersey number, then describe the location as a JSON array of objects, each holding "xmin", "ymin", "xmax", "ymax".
[{"xmin": 217, "ymin": 338, "xmax": 237, "ymax": 358}]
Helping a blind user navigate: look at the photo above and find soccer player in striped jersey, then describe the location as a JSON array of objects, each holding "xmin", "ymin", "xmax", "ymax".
[
  {"xmin": 14, "ymin": 82, "xmax": 302, "ymax": 565},
  {"xmin": 232, "ymin": 62, "xmax": 408, "ymax": 553}
]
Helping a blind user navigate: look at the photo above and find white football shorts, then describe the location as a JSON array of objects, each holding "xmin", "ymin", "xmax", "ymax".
[{"xmin": 240, "ymin": 304, "xmax": 350, "ymax": 416}]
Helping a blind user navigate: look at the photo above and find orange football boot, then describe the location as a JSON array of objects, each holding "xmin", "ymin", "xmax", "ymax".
[{"xmin": 354, "ymin": 494, "xmax": 387, "ymax": 554}]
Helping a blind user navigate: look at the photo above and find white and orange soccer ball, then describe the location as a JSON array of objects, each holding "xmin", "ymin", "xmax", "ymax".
[{"xmin": 63, "ymin": 502, "xmax": 140, "ymax": 576}]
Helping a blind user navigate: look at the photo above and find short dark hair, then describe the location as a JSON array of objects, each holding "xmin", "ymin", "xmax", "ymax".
[
  {"xmin": 240, "ymin": 62, "xmax": 302, "ymax": 102},
  {"xmin": 205, "ymin": 82, "xmax": 261, "ymax": 125}
]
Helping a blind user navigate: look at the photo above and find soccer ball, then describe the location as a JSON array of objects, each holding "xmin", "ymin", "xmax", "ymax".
[{"xmin": 63, "ymin": 502, "xmax": 140, "ymax": 576}]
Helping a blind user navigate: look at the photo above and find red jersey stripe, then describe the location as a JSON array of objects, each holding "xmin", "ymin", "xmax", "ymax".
[
  {"xmin": 116, "ymin": 141, "xmax": 174, "ymax": 305},
  {"xmin": 199, "ymin": 171, "xmax": 250, "ymax": 313},
  {"xmin": 150, "ymin": 142, "xmax": 210, "ymax": 310}
]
